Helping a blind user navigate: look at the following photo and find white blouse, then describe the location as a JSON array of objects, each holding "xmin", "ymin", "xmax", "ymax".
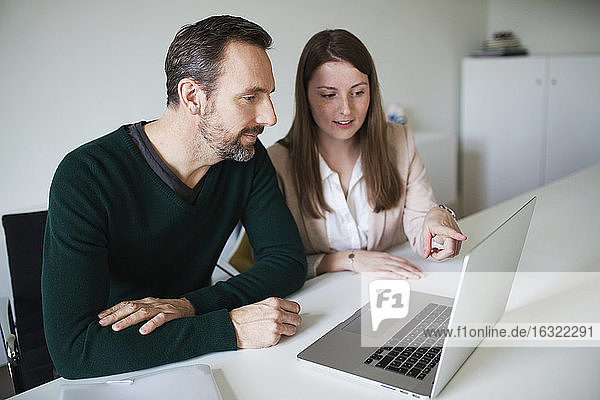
[{"xmin": 319, "ymin": 153, "xmax": 371, "ymax": 252}]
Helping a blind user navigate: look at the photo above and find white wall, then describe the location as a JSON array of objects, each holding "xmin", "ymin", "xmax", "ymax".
[
  {"xmin": 488, "ymin": 0, "xmax": 600, "ymax": 55},
  {"xmin": 0, "ymin": 0, "xmax": 486, "ymax": 301}
]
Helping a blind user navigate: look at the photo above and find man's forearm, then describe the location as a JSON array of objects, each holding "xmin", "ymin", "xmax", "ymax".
[{"xmin": 45, "ymin": 308, "xmax": 237, "ymax": 379}]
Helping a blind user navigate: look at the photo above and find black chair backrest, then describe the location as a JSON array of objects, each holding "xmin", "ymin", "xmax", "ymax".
[{"xmin": 2, "ymin": 211, "xmax": 55, "ymax": 391}]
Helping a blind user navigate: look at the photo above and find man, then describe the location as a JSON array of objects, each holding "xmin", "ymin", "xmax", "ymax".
[{"xmin": 42, "ymin": 15, "xmax": 307, "ymax": 379}]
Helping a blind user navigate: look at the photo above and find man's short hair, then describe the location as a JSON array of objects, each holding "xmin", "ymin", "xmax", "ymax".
[{"xmin": 165, "ymin": 15, "xmax": 272, "ymax": 106}]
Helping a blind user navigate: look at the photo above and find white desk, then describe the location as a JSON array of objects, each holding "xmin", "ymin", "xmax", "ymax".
[{"xmin": 11, "ymin": 164, "xmax": 600, "ymax": 399}]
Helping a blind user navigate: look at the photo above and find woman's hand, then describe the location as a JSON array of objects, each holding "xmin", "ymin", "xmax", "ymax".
[
  {"xmin": 422, "ymin": 207, "xmax": 467, "ymax": 261},
  {"xmin": 318, "ymin": 250, "xmax": 425, "ymax": 280}
]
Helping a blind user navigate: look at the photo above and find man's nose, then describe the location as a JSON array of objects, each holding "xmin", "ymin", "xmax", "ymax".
[{"xmin": 256, "ymin": 97, "xmax": 277, "ymax": 126}]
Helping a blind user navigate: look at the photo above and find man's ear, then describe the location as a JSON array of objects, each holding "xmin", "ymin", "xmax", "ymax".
[{"xmin": 177, "ymin": 78, "xmax": 208, "ymax": 116}]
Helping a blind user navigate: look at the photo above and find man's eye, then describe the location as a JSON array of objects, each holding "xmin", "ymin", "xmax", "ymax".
[{"xmin": 242, "ymin": 95, "xmax": 256, "ymax": 102}]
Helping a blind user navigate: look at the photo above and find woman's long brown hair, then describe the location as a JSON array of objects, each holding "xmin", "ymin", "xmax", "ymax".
[{"xmin": 280, "ymin": 29, "xmax": 401, "ymax": 218}]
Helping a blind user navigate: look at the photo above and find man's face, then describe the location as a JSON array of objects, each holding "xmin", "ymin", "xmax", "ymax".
[{"xmin": 199, "ymin": 41, "xmax": 277, "ymax": 162}]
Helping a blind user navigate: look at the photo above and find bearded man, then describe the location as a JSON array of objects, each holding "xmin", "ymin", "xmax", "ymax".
[{"xmin": 42, "ymin": 15, "xmax": 306, "ymax": 379}]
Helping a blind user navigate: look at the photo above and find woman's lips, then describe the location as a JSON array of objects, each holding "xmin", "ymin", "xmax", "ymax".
[{"xmin": 334, "ymin": 120, "xmax": 354, "ymax": 128}]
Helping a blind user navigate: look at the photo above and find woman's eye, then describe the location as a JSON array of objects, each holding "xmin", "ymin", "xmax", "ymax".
[
  {"xmin": 320, "ymin": 93, "xmax": 335, "ymax": 98},
  {"xmin": 352, "ymin": 90, "xmax": 365, "ymax": 96}
]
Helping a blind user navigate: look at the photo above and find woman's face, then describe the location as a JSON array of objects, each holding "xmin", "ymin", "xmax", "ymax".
[{"xmin": 307, "ymin": 61, "xmax": 370, "ymax": 144}]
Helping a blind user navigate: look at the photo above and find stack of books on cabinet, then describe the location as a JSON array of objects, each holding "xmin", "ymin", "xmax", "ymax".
[{"xmin": 471, "ymin": 31, "xmax": 528, "ymax": 57}]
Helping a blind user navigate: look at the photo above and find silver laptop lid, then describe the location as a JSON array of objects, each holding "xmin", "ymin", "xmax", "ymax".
[{"xmin": 431, "ymin": 197, "xmax": 536, "ymax": 397}]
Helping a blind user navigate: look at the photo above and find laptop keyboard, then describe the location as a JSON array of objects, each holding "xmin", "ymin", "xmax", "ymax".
[{"xmin": 363, "ymin": 303, "xmax": 451, "ymax": 380}]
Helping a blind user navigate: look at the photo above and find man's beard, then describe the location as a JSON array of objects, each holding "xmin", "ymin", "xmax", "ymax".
[{"xmin": 198, "ymin": 114, "xmax": 264, "ymax": 162}]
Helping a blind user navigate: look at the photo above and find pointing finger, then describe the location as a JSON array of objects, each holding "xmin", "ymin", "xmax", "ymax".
[{"xmin": 431, "ymin": 226, "xmax": 467, "ymax": 241}]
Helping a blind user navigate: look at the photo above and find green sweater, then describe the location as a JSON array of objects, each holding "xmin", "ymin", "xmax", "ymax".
[{"xmin": 42, "ymin": 126, "xmax": 307, "ymax": 379}]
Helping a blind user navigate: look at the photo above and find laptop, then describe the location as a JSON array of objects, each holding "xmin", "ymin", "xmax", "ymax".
[{"xmin": 298, "ymin": 197, "xmax": 536, "ymax": 398}]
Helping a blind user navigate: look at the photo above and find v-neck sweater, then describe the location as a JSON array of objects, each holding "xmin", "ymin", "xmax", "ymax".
[{"xmin": 42, "ymin": 125, "xmax": 307, "ymax": 379}]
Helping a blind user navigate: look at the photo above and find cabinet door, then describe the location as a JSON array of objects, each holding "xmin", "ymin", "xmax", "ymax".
[
  {"xmin": 461, "ymin": 57, "xmax": 546, "ymax": 215},
  {"xmin": 545, "ymin": 56, "xmax": 600, "ymax": 183}
]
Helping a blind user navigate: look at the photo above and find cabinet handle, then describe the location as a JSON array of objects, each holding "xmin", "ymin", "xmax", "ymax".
[
  {"xmin": 551, "ymin": 78, "xmax": 557, "ymax": 85},
  {"xmin": 536, "ymin": 78, "xmax": 543, "ymax": 86}
]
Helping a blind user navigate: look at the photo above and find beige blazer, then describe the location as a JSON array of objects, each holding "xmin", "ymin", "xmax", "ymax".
[{"xmin": 267, "ymin": 123, "xmax": 437, "ymax": 278}]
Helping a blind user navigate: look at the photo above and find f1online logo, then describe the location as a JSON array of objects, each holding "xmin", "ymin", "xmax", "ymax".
[
  {"xmin": 376, "ymin": 289, "xmax": 405, "ymax": 308},
  {"xmin": 369, "ymin": 280, "xmax": 410, "ymax": 331}
]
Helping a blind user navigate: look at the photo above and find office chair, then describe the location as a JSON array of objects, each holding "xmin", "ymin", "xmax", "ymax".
[
  {"xmin": 1, "ymin": 211, "xmax": 56, "ymax": 394},
  {"xmin": 212, "ymin": 223, "xmax": 245, "ymax": 284},
  {"xmin": 226, "ymin": 231, "xmax": 253, "ymax": 273}
]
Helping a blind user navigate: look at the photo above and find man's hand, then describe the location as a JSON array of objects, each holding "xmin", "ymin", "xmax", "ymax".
[
  {"xmin": 98, "ymin": 297, "xmax": 195, "ymax": 335},
  {"xmin": 422, "ymin": 206, "xmax": 467, "ymax": 261},
  {"xmin": 230, "ymin": 297, "xmax": 302, "ymax": 348}
]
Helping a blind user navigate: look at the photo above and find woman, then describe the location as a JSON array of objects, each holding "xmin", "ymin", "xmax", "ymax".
[{"xmin": 268, "ymin": 29, "xmax": 466, "ymax": 279}]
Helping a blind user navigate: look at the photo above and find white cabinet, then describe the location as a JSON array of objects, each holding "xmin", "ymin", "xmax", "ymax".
[
  {"xmin": 460, "ymin": 55, "xmax": 600, "ymax": 215},
  {"xmin": 545, "ymin": 57, "xmax": 600, "ymax": 183}
]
